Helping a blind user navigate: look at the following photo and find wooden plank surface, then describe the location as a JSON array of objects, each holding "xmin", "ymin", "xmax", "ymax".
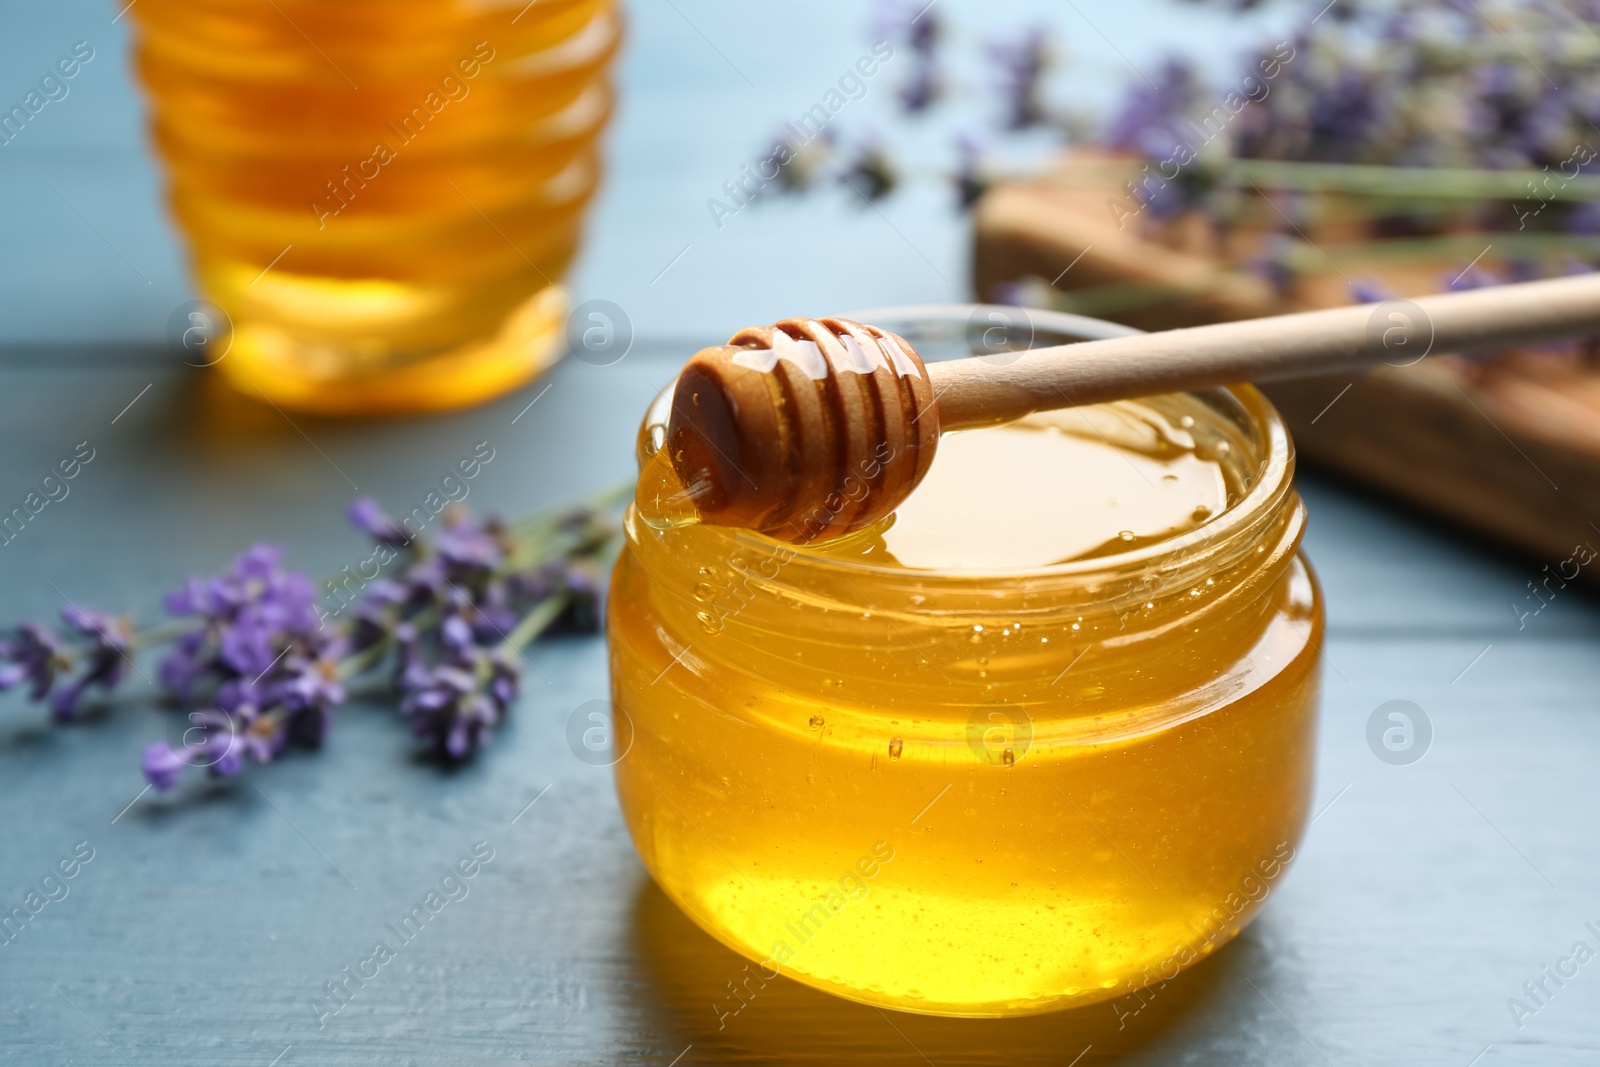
[
  {"xmin": 3, "ymin": 0, "xmax": 1599, "ymax": 1062},
  {"xmin": 1, "ymin": 351, "xmax": 1598, "ymax": 1066}
]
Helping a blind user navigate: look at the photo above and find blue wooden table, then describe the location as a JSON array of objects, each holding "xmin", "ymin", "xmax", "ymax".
[{"xmin": 3, "ymin": 2, "xmax": 1599, "ymax": 1064}]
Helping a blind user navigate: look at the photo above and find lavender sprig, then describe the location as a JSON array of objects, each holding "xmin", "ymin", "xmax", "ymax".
[
  {"xmin": 0, "ymin": 623, "xmax": 65, "ymax": 704},
  {"xmin": 987, "ymin": 26, "xmax": 1050, "ymax": 131},
  {"xmin": 875, "ymin": 0, "xmax": 943, "ymax": 113},
  {"xmin": 954, "ymin": 132, "xmax": 990, "ymax": 209},
  {"xmin": 0, "ymin": 484, "xmax": 628, "ymax": 792},
  {"xmin": 1111, "ymin": 2, "xmax": 1600, "ymax": 218},
  {"xmin": 746, "ymin": 0, "xmax": 1600, "ymax": 270},
  {"xmin": 838, "ymin": 136, "xmax": 899, "ymax": 201}
]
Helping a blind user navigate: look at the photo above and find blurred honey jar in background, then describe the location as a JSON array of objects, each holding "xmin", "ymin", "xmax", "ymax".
[{"xmin": 129, "ymin": 0, "xmax": 620, "ymax": 414}]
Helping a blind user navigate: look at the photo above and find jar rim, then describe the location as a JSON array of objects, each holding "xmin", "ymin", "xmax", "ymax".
[{"xmin": 634, "ymin": 303, "xmax": 1296, "ymax": 589}]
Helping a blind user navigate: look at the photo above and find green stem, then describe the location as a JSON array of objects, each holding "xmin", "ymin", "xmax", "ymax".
[
  {"xmin": 1223, "ymin": 158, "xmax": 1600, "ymax": 204},
  {"xmin": 1048, "ymin": 155, "xmax": 1600, "ymax": 204},
  {"xmin": 337, "ymin": 635, "xmax": 393, "ymax": 682},
  {"xmin": 497, "ymin": 594, "xmax": 571, "ymax": 657},
  {"xmin": 504, "ymin": 479, "xmax": 634, "ymax": 537},
  {"xmin": 128, "ymin": 616, "xmax": 202, "ymax": 649}
]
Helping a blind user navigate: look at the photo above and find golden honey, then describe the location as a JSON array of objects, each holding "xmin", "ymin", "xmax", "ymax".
[
  {"xmin": 609, "ymin": 330, "xmax": 1322, "ymax": 1017},
  {"xmin": 130, "ymin": 0, "xmax": 619, "ymax": 414}
]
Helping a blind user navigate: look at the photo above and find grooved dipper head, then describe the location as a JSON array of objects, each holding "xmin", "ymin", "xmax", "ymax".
[{"xmin": 665, "ymin": 317, "xmax": 940, "ymax": 543}]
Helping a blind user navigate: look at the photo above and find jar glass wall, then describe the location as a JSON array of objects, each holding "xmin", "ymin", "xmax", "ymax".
[
  {"xmin": 608, "ymin": 306, "xmax": 1323, "ymax": 1018},
  {"xmin": 130, "ymin": 0, "xmax": 619, "ymax": 415}
]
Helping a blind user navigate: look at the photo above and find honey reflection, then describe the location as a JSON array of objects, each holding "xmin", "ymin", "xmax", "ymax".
[{"xmin": 626, "ymin": 875, "xmax": 1251, "ymax": 1065}]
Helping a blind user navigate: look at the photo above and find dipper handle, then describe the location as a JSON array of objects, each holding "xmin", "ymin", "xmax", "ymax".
[
  {"xmin": 665, "ymin": 273, "xmax": 1600, "ymax": 544},
  {"xmin": 932, "ymin": 271, "xmax": 1600, "ymax": 430}
]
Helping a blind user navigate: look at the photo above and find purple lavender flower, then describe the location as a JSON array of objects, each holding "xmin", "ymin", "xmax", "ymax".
[
  {"xmin": 142, "ymin": 742, "xmax": 187, "ymax": 791},
  {"xmin": 440, "ymin": 614, "xmax": 476, "ymax": 657},
  {"xmin": 275, "ymin": 650, "xmax": 345, "ymax": 748},
  {"xmin": 50, "ymin": 606, "xmax": 133, "ymax": 719},
  {"xmin": 141, "ymin": 706, "xmax": 262, "ymax": 790},
  {"xmin": 904, "ymin": 2, "xmax": 937, "ymax": 58},
  {"xmin": 346, "ymin": 498, "xmax": 412, "ymax": 550},
  {"xmin": 487, "ymin": 652, "xmax": 519, "ymax": 712},
  {"xmin": 506, "ymin": 559, "xmax": 605, "ymax": 635},
  {"xmin": 158, "ymin": 629, "xmax": 207, "ymax": 701},
  {"xmin": 1248, "ymin": 233, "xmax": 1300, "ymax": 298},
  {"xmin": 1563, "ymin": 201, "xmax": 1600, "ymax": 235},
  {"xmin": 899, "ymin": 63, "xmax": 939, "ymax": 114},
  {"xmin": 190, "ymin": 708, "xmax": 247, "ymax": 767},
  {"xmin": 837, "ymin": 137, "xmax": 898, "ymax": 202},
  {"xmin": 218, "ymin": 616, "xmax": 280, "ymax": 678},
  {"xmin": 137, "ymin": 543, "xmax": 343, "ymax": 786},
  {"xmin": 1349, "ymin": 277, "xmax": 1399, "ymax": 304},
  {"xmin": 1507, "ymin": 259, "xmax": 1543, "ymax": 284},
  {"xmin": 874, "ymin": 0, "xmax": 942, "ymax": 112},
  {"xmin": 434, "ymin": 507, "xmax": 506, "ymax": 580},
  {"xmin": 391, "ymin": 621, "xmax": 423, "ymax": 689},
  {"xmin": 12, "ymin": 487, "xmax": 624, "ymax": 793},
  {"xmin": 954, "ymin": 133, "xmax": 989, "ymax": 210},
  {"xmin": 558, "ymin": 563, "xmax": 605, "ymax": 634},
  {"xmin": 989, "ymin": 280, "xmax": 1030, "ymax": 307},
  {"xmin": 401, "ymin": 661, "xmax": 498, "ymax": 761},
  {"xmin": 1105, "ymin": 58, "xmax": 1202, "ymax": 160},
  {"xmin": 347, "ymin": 500, "xmax": 552, "ymax": 761},
  {"xmin": 463, "ymin": 582, "xmax": 520, "ymax": 643},
  {"xmin": 0, "ymin": 623, "xmax": 64, "ymax": 700},
  {"xmin": 238, "ymin": 705, "xmax": 290, "ymax": 764},
  {"xmin": 987, "ymin": 27, "xmax": 1050, "ymax": 130},
  {"xmin": 1305, "ymin": 71, "xmax": 1384, "ymax": 164},
  {"xmin": 445, "ymin": 693, "xmax": 501, "ymax": 761},
  {"xmin": 163, "ymin": 545, "xmax": 321, "ymax": 635},
  {"xmin": 1446, "ymin": 262, "xmax": 1507, "ymax": 292},
  {"xmin": 391, "ymin": 600, "xmax": 525, "ymax": 762}
]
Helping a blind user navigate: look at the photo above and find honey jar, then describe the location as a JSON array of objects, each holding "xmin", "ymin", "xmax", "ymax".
[
  {"xmin": 130, "ymin": 0, "xmax": 620, "ymax": 414},
  {"xmin": 608, "ymin": 306, "xmax": 1322, "ymax": 1017}
]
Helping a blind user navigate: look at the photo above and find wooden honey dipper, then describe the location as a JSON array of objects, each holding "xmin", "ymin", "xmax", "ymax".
[{"xmin": 665, "ymin": 272, "xmax": 1600, "ymax": 544}]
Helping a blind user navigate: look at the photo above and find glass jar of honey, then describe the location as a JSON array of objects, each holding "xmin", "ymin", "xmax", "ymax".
[
  {"xmin": 130, "ymin": 0, "xmax": 619, "ymax": 415},
  {"xmin": 608, "ymin": 306, "xmax": 1322, "ymax": 1017}
]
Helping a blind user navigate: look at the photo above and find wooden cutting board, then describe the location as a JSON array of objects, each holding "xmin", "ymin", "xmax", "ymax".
[{"xmin": 972, "ymin": 153, "xmax": 1600, "ymax": 585}]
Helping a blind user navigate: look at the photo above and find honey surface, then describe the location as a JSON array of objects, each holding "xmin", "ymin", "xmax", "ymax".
[
  {"xmin": 812, "ymin": 403, "xmax": 1232, "ymax": 569},
  {"xmin": 613, "ymin": 396, "xmax": 1321, "ymax": 1016}
]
